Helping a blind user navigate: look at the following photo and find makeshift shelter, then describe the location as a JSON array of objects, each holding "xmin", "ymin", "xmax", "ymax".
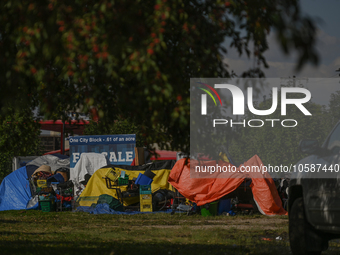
[
  {"xmin": 77, "ymin": 160, "xmax": 176, "ymax": 207},
  {"xmin": 0, "ymin": 165, "xmax": 39, "ymax": 211},
  {"xmin": 0, "ymin": 155, "xmax": 70, "ymax": 211},
  {"xmin": 168, "ymin": 155, "xmax": 287, "ymax": 216}
]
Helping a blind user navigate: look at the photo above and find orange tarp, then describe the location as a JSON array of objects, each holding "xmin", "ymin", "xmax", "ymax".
[{"xmin": 168, "ymin": 155, "xmax": 287, "ymax": 215}]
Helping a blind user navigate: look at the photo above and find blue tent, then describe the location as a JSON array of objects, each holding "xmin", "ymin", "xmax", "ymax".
[{"xmin": 0, "ymin": 166, "xmax": 39, "ymax": 211}]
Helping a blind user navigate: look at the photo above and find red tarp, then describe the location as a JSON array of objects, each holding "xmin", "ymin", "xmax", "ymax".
[{"xmin": 168, "ymin": 155, "xmax": 287, "ymax": 215}]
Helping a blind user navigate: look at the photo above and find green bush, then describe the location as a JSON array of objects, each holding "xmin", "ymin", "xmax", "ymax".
[{"xmin": 0, "ymin": 108, "xmax": 41, "ymax": 178}]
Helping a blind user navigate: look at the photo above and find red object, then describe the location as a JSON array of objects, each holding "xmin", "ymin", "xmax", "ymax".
[
  {"xmin": 168, "ymin": 155, "xmax": 287, "ymax": 216},
  {"xmin": 40, "ymin": 120, "xmax": 89, "ymax": 155},
  {"xmin": 130, "ymin": 150, "xmax": 177, "ymax": 165},
  {"xmin": 44, "ymin": 148, "xmax": 70, "ymax": 155},
  {"xmin": 150, "ymin": 150, "xmax": 177, "ymax": 161},
  {"xmin": 235, "ymin": 204, "xmax": 254, "ymax": 209},
  {"xmin": 56, "ymin": 193, "xmax": 73, "ymax": 202}
]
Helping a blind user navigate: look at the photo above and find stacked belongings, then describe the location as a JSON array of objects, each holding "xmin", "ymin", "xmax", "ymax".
[
  {"xmin": 30, "ymin": 165, "xmax": 55, "ymax": 212},
  {"xmin": 29, "ymin": 165, "xmax": 74, "ymax": 212},
  {"xmin": 31, "ymin": 165, "xmax": 53, "ymax": 195},
  {"xmin": 135, "ymin": 171, "xmax": 154, "ymax": 212},
  {"xmin": 139, "ymin": 185, "xmax": 153, "ymax": 212},
  {"xmin": 101, "ymin": 168, "xmax": 139, "ymax": 210},
  {"xmin": 38, "ymin": 193, "xmax": 56, "ymax": 212},
  {"xmin": 134, "ymin": 168, "xmax": 173, "ymax": 212},
  {"xmin": 0, "ymin": 154, "xmax": 70, "ymax": 211},
  {"xmin": 54, "ymin": 181, "xmax": 74, "ymax": 211},
  {"xmin": 48, "ymin": 167, "xmax": 74, "ymax": 211},
  {"xmin": 76, "ymin": 160, "xmax": 176, "ymax": 212}
]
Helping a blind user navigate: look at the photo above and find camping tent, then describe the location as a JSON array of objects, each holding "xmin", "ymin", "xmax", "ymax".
[
  {"xmin": 168, "ymin": 155, "xmax": 287, "ymax": 215},
  {"xmin": 0, "ymin": 165, "xmax": 39, "ymax": 211}
]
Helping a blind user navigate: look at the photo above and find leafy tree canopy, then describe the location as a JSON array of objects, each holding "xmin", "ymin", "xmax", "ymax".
[
  {"xmin": 84, "ymin": 118, "xmax": 146, "ymax": 147},
  {"xmin": 0, "ymin": 0, "xmax": 319, "ymax": 152},
  {"xmin": 0, "ymin": 107, "xmax": 41, "ymax": 177},
  {"xmin": 329, "ymin": 90, "xmax": 340, "ymax": 126},
  {"xmin": 228, "ymin": 85, "xmax": 332, "ymax": 166}
]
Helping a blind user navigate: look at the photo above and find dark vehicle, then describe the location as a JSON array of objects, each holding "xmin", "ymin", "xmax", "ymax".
[{"xmin": 289, "ymin": 122, "xmax": 340, "ymax": 254}]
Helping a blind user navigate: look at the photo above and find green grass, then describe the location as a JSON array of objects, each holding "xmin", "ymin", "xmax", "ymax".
[{"xmin": 0, "ymin": 210, "xmax": 339, "ymax": 255}]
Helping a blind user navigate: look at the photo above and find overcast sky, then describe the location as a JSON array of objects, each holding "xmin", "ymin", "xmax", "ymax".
[{"xmin": 224, "ymin": 0, "xmax": 340, "ymax": 79}]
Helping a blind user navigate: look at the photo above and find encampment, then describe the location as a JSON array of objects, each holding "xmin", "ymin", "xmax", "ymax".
[{"xmin": 0, "ymin": 151, "xmax": 287, "ymax": 216}]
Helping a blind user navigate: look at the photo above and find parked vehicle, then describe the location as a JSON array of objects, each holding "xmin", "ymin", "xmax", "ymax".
[{"xmin": 289, "ymin": 121, "xmax": 340, "ymax": 254}]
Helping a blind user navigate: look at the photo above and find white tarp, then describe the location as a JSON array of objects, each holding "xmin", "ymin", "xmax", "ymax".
[
  {"xmin": 26, "ymin": 155, "xmax": 70, "ymax": 173},
  {"xmin": 70, "ymin": 152, "xmax": 108, "ymax": 186}
]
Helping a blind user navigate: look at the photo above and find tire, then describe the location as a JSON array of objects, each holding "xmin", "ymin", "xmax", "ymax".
[{"xmin": 289, "ymin": 197, "xmax": 324, "ymax": 255}]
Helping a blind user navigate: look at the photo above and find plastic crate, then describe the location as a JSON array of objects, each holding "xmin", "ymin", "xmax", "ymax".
[
  {"xmin": 218, "ymin": 199, "xmax": 231, "ymax": 215},
  {"xmin": 139, "ymin": 185, "xmax": 152, "ymax": 194},
  {"xmin": 135, "ymin": 173, "xmax": 153, "ymax": 185},
  {"xmin": 140, "ymin": 203, "xmax": 153, "ymax": 212},
  {"xmin": 140, "ymin": 194, "xmax": 153, "ymax": 212},
  {"xmin": 105, "ymin": 168, "xmax": 120, "ymax": 182},
  {"xmin": 201, "ymin": 201, "xmax": 219, "ymax": 216},
  {"xmin": 140, "ymin": 194, "xmax": 152, "ymax": 202},
  {"xmin": 37, "ymin": 180, "xmax": 47, "ymax": 188},
  {"xmin": 118, "ymin": 174, "xmax": 129, "ymax": 185},
  {"xmin": 39, "ymin": 199, "xmax": 55, "ymax": 212}
]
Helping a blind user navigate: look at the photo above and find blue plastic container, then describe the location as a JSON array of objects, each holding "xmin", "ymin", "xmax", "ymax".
[
  {"xmin": 218, "ymin": 199, "xmax": 231, "ymax": 215},
  {"xmin": 135, "ymin": 173, "xmax": 153, "ymax": 185}
]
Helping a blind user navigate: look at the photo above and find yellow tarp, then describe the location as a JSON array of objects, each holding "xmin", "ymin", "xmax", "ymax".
[{"xmin": 78, "ymin": 165, "xmax": 174, "ymax": 206}]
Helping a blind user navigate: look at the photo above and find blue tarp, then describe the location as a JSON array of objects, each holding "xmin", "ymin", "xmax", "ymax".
[
  {"xmin": 76, "ymin": 203, "xmax": 172, "ymax": 215},
  {"xmin": 0, "ymin": 166, "xmax": 38, "ymax": 211}
]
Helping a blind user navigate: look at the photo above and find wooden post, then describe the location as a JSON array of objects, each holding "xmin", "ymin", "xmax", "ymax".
[
  {"xmin": 61, "ymin": 122, "xmax": 65, "ymax": 155},
  {"xmin": 134, "ymin": 147, "xmax": 145, "ymax": 166}
]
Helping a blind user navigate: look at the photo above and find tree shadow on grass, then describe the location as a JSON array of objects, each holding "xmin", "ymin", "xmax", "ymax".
[
  {"xmin": 0, "ymin": 219, "xmax": 19, "ymax": 224},
  {"xmin": 0, "ymin": 239, "xmax": 292, "ymax": 255},
  {"xmin": 1, "ymin": 233, "xmax": 340, "ymax": 255}
]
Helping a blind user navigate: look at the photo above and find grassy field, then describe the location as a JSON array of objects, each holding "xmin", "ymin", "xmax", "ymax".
[{"xmin": 0, "ymin": 210, "xmax": 340, "ymax": 255}]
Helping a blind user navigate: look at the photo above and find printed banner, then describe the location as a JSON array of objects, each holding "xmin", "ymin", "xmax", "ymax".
[{"xmin": 69, "ymin": 134, "xmax": 136, "ymax": 168}]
